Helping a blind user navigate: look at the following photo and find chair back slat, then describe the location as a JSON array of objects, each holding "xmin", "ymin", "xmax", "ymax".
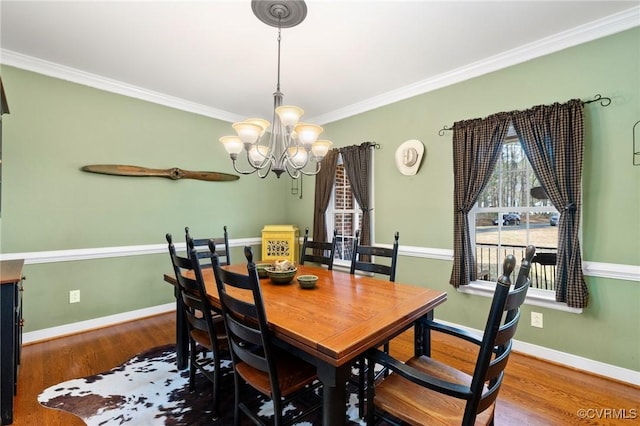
[
  {"xmin": 350, "ymin": 230, "xmax": 399, "ymax": 282},
  {"xmin": 476, "ymin": 372, "xmax": 504, "ymax": 414},
  {"xmin": 494, "ymin": 310, "xmax": 521, "ymax": 348},
  {"xmin": 220, "ymin": 291, "xmax": 257, "ymax": 320},
  {"xmin": 226, "ymin": 316, "xmax": 269, "ymax": 372},
  {"xmin": 485, "ymin": 342, "xmax": 512, "ymax": 382},
  {"xmin": 353, "ymin": 262, "xmax": 394, "ymax": 276},
  {"xmin": 181, "ymin": 291, "xmax": 210, "ymax": 331},
  {"xmin": 504, "ymin": 280, "xmax": 530, "ymax": 313}
]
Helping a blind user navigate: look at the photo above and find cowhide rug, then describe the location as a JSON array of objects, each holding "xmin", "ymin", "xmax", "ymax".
[{"xmin": 38, "ymin": 344, "xmax": 367, "ymax": 425}]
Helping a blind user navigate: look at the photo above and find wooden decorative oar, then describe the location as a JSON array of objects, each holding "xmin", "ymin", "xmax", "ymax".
[{"xmin": 81, "ymin": 164, "xmax": 239, "ymax": 182}]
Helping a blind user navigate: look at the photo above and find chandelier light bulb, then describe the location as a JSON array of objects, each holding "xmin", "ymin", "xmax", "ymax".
[
  {"xmin": 219, "ymin": 136, "xmax": 244, "ymax": 155},
  {"xmin": 232, "ymin": 121, "xmax": 263, "ymax": 144},
  {"xmin": 249, "ymin": 145, "xmax": 270, "ymax": 166},
  {"xmin": 311, "ymin": 139, "xmax": 333, "ymax": 160},
  {"xmin": 246, "ymin": 118, "xmax": 270, "ymax": 136},
  {"xmin": 287, "ymin": 146, "xmax": 309, "ymax": 167},
  {"xmin": 275, "ymin": 105, "xmax": 304, "ymax": 127},
  {"xmin": 294, "ymin": 123, "xmax": 323, "ymax": 146}
]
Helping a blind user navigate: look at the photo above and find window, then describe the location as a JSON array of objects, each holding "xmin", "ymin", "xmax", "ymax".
[
  {"xmin": 326, "ymin": 155, "xmax": 363, "ymax": 265},
  {"xmin": 470, "ymin": 133, "xmax": 559, "ymax": 292}
]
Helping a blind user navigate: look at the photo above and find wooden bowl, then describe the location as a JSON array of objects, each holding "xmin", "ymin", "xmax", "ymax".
[
  {"xmin": 266, "ymin": 267, "xmax": 297, "ymax": 284},
  {"xmin": 297, "ymin": 275, "xmax": 318, "ymax": 289}
]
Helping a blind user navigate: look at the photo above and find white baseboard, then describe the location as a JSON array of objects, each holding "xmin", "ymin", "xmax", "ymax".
[
  {"xmin": 23, "ymin": 304, "xmax": 639, "ymax": 387},
  {"xmin": 435, "ymin": 320, "xmax": 639, "ymax": 387},
  {"xmin": 512, "ymin": 338, "xmax": 640, "ymax": 387},
  {"xmin": 22, "ymin": 303, "xmax": 176, "ymax": 344}
]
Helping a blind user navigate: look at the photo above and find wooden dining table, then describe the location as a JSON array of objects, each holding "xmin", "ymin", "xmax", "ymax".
[{"xmin": 164, "ymin": 263, "xmax": 447, "ymax": 426}]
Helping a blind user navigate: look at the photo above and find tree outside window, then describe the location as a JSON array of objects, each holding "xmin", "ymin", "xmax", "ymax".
[{"xmin": 471, "ymin": 135, "xmax": 559, "ymax": 291}]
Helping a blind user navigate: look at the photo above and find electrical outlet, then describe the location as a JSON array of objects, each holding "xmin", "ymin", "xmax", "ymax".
[
  {"xmin": 69, "ymin": 289, "xmax": 81, "ymax": 304},
  {"xmin": 531, "ymin": 311, "xmax": 543, "ymax": 328}
]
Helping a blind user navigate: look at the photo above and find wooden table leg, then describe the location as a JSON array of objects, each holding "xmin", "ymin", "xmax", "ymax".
[
  {"xmin": 316, "ymin": 361, "xmax": 351, "ymax": 426},
  {"xmin": 414, "ymin": 310, "xmax": 434, "ymax": 357}
]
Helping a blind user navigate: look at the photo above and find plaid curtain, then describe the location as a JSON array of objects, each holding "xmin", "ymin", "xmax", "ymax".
[
  {"xmin": 450, "ymin": 112, "xmax": 511, "ymax": 287},
  {"xmin": 341, "ymin": 142, "xmax": 373, "ymax": 249},
  {"xmin": 512, "ymin": 99, "xmax": 588, "ymax": 308},
  {"xmin": 312, "ymin": 149, "xmax": 338, "ymax": 243}
]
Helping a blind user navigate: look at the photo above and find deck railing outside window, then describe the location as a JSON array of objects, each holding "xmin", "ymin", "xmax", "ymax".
[{"xmin": 476, "ymin": 243, "xmax": 557, "ymax": 290}]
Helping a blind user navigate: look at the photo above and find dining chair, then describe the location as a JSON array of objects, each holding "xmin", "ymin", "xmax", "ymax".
[
  {"xmin": 166, "ymin": 233, "xmax": 229, "ymax": 420},
  {"xmin": 299, "ymin": 227, "xmax": 337, "ymax": 269},
  {"xmin": 531, "ymin": 252, "xmax": 557, "ymax": 290},
  {"xmin": 350, "ymin": 229, "xmax": 399, "ymax": 281},
  {"xmin": 185, "ymin": 225, "xmax": 231, "ymax": 266},
  {"xmin": 209, "ymin": 241, "xmax": 322, "ymax": 426},
  {"xmin": 365, "ymin": 248, "xmax": 536, "ymax": 426},
  {"xmin": 349, "ymin": 229, "xmax": 400, "ymax": 417}
]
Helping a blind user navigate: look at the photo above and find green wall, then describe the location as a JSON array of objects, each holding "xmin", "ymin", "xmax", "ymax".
[
  {"xmin": 0, "ymin": 66, "xmax": 287, "ymax": 325},
  {"xmin": 285, "ymin": 28, "xmax": 640, "ymax": 372},
  {"xmin": 1, "ymin": 28, "xmax": 638, "ymax": 373}
]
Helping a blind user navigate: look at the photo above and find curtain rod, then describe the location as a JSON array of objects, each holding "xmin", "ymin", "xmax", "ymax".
[{"xmin": 438, "ymin": 94, "xmax": 611, "ymax": 136}]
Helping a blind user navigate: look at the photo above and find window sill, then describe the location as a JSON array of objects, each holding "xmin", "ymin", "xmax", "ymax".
[{"xmin": 457, "ymin": 280, "xmax": 583, "ymax": 314}]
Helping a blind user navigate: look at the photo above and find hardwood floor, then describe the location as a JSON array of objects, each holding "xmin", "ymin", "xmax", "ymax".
[
  {"xmin": 14, "ymin": 313, "xmax": 175, "ymax": 426},
  {"xmin": 13, "ymin": 312, "xmax": 639, "ymax": 425}
]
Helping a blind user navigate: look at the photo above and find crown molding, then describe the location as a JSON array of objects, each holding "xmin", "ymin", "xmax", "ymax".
[
  {"xmin": 310, "ymin": 6, "xmax": 640, "ymax": 124},
  {"xmin": 0, "ymin": 49, "xmax": 244, "ymax": 123},
  {"xmin": 0, "ymin": 6, "xmax": 638, "ymax": 124}
]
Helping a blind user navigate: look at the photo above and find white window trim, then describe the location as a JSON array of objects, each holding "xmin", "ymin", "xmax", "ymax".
[{"xmin": 457, "ymin": 280, "xmax": 583, "ymax": 313}]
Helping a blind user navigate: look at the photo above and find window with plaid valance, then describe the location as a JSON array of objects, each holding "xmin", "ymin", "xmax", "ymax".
[{"xmin": 450, "ymin": 99, "xmax": 588, "ymax": 308}]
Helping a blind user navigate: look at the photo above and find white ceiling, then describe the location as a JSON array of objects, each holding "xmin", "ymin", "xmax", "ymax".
[{"xmin": 1, "ymin": 1, "xmax": 639, "ymax": 124}]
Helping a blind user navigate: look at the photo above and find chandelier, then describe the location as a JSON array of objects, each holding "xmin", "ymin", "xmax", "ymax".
[{"xmin": 219, "ymin": 0, "xmax": 332, "ymax": 179}]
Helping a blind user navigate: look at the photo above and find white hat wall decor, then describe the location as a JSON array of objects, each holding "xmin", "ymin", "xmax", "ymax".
[{"xmin": 395, "ymin": 139, "xmax": 425, "ymax": 175}]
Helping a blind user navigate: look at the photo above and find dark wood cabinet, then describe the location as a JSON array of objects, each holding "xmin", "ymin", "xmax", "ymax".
[{"xmin": 1, "ymin": 259, "xmax": 24, "ymax": 425}]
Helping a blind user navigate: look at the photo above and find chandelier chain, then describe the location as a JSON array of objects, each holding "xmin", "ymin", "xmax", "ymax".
[{"xmin": 277, "ymin": 23, "xmax": 282, "ymax": 92}]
